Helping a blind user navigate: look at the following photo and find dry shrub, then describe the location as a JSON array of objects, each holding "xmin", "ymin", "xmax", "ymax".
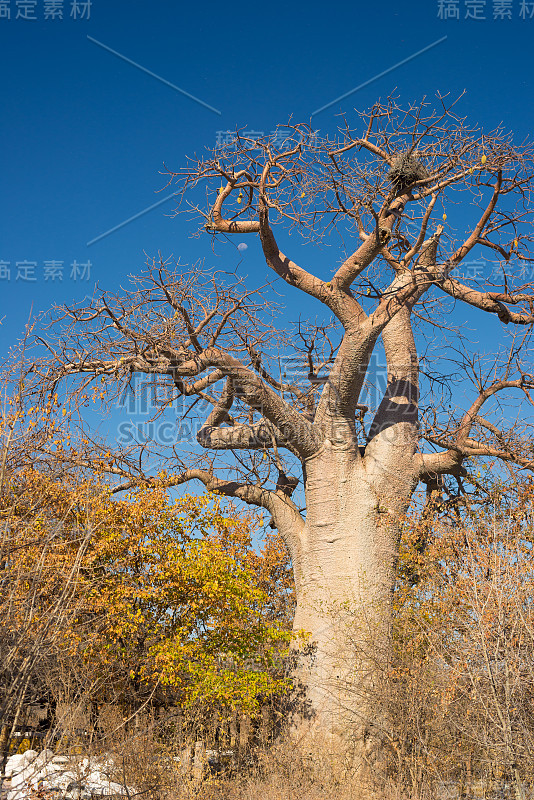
[
  {"xmin": 181, "ymin": 734, "xmax": 424, "ymax": 800},
  {"xmin": 377, "ymin": 478, "xmax": 534, "ymax": 800}
]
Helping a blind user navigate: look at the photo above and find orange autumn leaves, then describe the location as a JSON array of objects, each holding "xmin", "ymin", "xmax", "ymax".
[{"xmin": 1, "ymin": 471, "xmax": 293, "ymax": 715}]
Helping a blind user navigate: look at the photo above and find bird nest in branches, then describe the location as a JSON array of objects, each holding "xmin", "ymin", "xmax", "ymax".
[{"xmin": 387, "ymin": 152, "xmax": 429, "ymax": 193}]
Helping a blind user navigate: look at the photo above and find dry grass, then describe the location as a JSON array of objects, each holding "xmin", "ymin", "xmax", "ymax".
[{"xmin": 101, "ymin": 722, "xmax": 439, "ymax": 800}]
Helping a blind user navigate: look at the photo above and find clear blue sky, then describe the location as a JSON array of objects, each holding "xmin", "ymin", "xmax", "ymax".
[{"xmin": 1, "ymin": 0, "xmax": 532, "ymax": 350}]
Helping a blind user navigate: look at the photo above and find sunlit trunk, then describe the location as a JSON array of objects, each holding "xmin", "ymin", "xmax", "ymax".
[{"xmin": 290, "ymin": 440, "xmax": 414, "ymax": 771}]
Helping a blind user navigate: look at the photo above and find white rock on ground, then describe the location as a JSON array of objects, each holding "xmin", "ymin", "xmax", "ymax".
[{"xmin": 3, "ymin": 750, "xmax": 134, "ymax": 799}]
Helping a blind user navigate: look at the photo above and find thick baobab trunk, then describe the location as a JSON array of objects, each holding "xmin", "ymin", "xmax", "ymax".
[{"xmin": 289, "ymin": 434, "xmax": 416, "ymax": 762}]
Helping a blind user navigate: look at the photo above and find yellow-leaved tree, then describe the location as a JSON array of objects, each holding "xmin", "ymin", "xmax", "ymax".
[{"xmin": 1, "ymin": 461, "xmax": 294, "ymax": 753}]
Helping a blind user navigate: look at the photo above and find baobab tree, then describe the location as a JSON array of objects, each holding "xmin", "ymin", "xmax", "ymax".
[{"xmin": 19, "ymin": 97, "xmax": 534, "ymax": 768}]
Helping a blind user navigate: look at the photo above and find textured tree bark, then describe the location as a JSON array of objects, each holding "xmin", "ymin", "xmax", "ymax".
[{"xmin": 287, "ymin": 425, "xmax": 417, "ymax": 776}]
